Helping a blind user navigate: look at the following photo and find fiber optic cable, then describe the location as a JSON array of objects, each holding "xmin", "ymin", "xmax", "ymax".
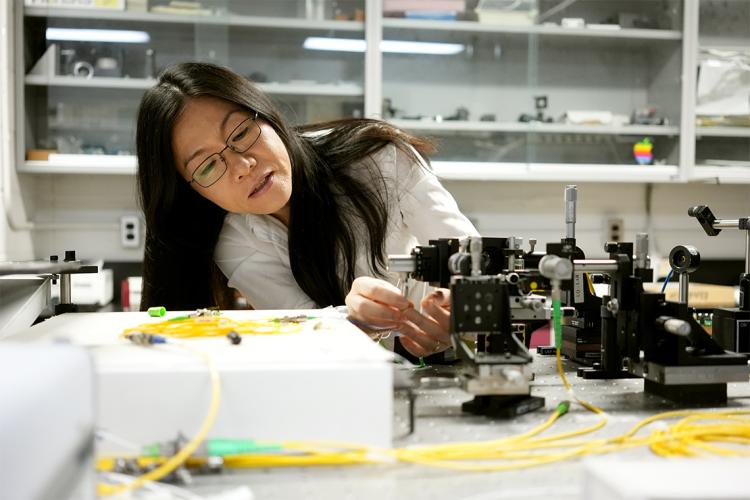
[
  {"xmin": 97, "ymin": 342, "xmax": 221, "ymax": 497},
  {"xmin": 661, "ymin": 268, "xmax": 674, "ymax": 293},
  {"xmin": 121, "ymin": 314, "xmax": 311, "ymax": 340},
  {"xmin": 96, "ymin": 309, "xmax": 750, "ymax": 480}
]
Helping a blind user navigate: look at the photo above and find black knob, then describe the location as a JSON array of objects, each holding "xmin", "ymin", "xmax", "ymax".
[
  {"xmin": 688, "ymin": 205, "xmax": 721, "ymax": 236},
  {"xmin": 50, "ymin": 255, "xmax": 58, "ymax": 262},
  {"xmin": 64, "ymin": 250, "xmax": 76, "ymax": 262},
  {"xmin": 604, "ymin": 242, "xmax": 618, "ymax": 253}
]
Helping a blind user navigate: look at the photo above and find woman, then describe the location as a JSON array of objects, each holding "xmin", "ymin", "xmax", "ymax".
[{"xmin": 136, "ymin": 62, "xmax": 478, "ymax": 357}]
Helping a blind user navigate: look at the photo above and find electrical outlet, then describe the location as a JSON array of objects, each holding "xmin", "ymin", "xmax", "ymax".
[
  {"xmin": 120, "ymin": 215, "xmax": 140, "ymax": 248},
  {"xmin": 606, "ymin": 217, "xmax": 624, "ymax": 243}
]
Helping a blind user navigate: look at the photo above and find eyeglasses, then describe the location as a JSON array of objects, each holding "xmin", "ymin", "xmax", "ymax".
[{"xmin": 189, "ymin": 111, "xmax": 262, "ymax": 188}]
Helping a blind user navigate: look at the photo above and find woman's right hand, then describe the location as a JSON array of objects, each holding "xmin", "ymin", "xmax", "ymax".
[{"xmin": 345, "ymin": 276, "xmax": 412, "ymax": 329}]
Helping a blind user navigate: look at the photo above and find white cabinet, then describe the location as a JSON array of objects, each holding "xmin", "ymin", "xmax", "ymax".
[
  {"xmin": 693, "ymin": 0, "xmax": 750, "ymax": 183},
  {"xmin": 381, "ymin": 0, "xmax": 684, "ymax": 182},
  {"xmin": 19, "ymin": 0, "xmax": 366, "ymax": 173},
  {"xmin": 13, "ymin": 0, "xmax": 750, "ymax": 183}
]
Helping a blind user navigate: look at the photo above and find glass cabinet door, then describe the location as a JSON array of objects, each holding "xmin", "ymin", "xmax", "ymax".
[
  {"xmin": 694, "ymin": 0, "xmax": 750, "ymax": 182},
  {"xmin": 382, "ymin": 0, "xmax": 683, "ymax": 182},
  {"xmin": 21, "ymin": 0, "xmax": 365, "ymax": 174}
]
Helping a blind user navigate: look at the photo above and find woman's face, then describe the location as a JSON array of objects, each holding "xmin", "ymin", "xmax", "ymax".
[{"xmin": 172, "ymin": 95, "xmax": 293, "ymax": 223}]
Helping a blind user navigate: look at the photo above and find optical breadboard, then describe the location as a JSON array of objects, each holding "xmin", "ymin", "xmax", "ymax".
[{"xmin": 14, "ymin": 311, "xmax": 393, "ymax": 454}]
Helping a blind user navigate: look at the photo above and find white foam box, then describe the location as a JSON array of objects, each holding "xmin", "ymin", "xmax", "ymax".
[
  {"xmin": 0, "ymin": 344, "xmax": 95, "ymax": 500},
  {"xmin": 583, "ymin": 459, "xmax": 750, "ymax": 500},
  {"xmin": 15, "ymin": 310, "xmax": 393, "ymax": 454}
]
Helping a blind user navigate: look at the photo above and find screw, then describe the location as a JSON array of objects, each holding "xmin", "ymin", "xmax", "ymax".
[{"xmin": 606, "ymin": 298, "xmax": 619, "ymax": 314}]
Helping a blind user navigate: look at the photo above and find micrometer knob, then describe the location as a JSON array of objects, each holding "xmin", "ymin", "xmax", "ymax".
[{"xmin": 539, "ymin": 254, "xmax": 573, "ymax": 281}]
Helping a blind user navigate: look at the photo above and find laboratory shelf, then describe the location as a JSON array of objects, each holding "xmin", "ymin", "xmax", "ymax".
[
  {"xmin": 25, "ymin": 75, "xmax": 155, "ymax": 89},
  {"xmin": 24, "ymin": 7, "xmax": 365, "ymax": 32},
  {"xmin": 253, "ymin": 82, "xmax": 363, "ymax": 97},
  {"xmin": 691, "ymin": 166, "xmax": 750, "ymax": 184},
  {"xmin": 47, "ymin": 121, "xmax": 132, "ymax": 132},
  {"xmin": 25, "ymin": 75, "xmax": 364, "ymax": 96},
  {"xmin": 698, "ymin": 37, "xmax": 750, "ymax": 51},
  {"xmin": 21, "ymin": 155, "xmax": 137, "ymax": 175},
  {"xmin": 390, "ymin": 119, "xmax": 680, "ymax": 136},
  {"xmin": 432, "ymin": 162, "xmax": 680, "ymax": 183},
  {"xmin": 20, "ymin": 156, "xmax": 681, "ymax": 183},
  {"xmin": 382, "ymin": 18, "xmax": 682, "ymax": 41},
  {"xmin": 696, "ymin": 126, "xmax": 750, "ymax": 138}
]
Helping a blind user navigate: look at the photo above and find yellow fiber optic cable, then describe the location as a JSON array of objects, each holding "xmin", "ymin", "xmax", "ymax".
[
  {"xmin": 97, "ymin": 344, "xmax": 221, "ymax": 496},
  {"xmin": 584, "ymin": 273, "xmax": 596, "ymax": 296},
  {"xmin": 97, "ymin": 307, "xmax": 750, "ymax": 479},
  {"xmin": 96, "ymin": 411, "xmax": 750, "ymax": 473},
  {"xmin": 122, "ymin": 316, "xmax": 307, "ymax": 340}
]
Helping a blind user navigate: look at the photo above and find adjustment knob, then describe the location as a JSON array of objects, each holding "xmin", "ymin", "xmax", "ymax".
[{"xmin": 604, "ymin": 242, "xmax": 619, "ymax": 253}]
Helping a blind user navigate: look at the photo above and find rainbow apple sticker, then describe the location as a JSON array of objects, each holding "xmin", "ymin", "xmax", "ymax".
[{"xmin": 634, "ymin": 138, "xmax": 654, "ymax": 165}]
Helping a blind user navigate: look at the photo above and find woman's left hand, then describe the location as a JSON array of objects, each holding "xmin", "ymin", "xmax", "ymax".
[{"xmin": 397, "ymin": 289, "xmax": 453, "ymax": 358}]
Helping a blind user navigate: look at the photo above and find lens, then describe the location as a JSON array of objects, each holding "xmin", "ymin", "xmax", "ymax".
[
  {"xmin": 193, "ymin": 154, "xmax": 226, "ymax": 188},
  {"xmin": 229, "ymin": 117, "xmax": 260, "ymax": 153},
  {"xmin": 668, "ymin": 244, "xmax": 700, "ymax": 273}
]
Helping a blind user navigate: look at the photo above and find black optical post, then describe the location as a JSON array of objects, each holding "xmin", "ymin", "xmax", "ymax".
[{"xmin": 688, "ymin": 206, "xmax": 750, "ymax": 356}]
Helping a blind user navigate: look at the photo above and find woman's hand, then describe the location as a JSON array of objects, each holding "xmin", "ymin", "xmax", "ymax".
[
  {"xmin": 345, "ymin": 277, "xmax": 412, "ymax": 329},
  {"xmin": 345, "ymin": 278, "xmax": 453, "ymax": 357},
  {"xmin": 398, "ymin": 289, "xmax": 452, "ymax": 357}
]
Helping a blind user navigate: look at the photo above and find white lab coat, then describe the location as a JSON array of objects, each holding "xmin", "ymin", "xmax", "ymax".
[{"xmin": 214, "ymin": 143, "xmax": 479, "ymax": 309}]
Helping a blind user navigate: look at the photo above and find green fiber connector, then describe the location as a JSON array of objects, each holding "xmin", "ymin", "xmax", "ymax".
[
  {"xmin": 167, "ymin": 315, "xmax": 191, "ymax": 322},
  {"xmin": 207, "ymin": 439, "xmax": 283, "ymax": 456},
  {"xmin": 148, "ymin": 306, "xmax": 166, "ymax": 317},
  {"xmin": 418, "ymin": 357, "xmax": 426, "ymax": 368},
  {"xmin": 142, "ymin": 439, "xmax": 283, "ymax": 458},
  {"xmin": 553, "ymin": 299, "xmax": 562, "ymax": 349},
  {"xmin": 142, "ymin": 443, "xmax": 161, "ymax": 457},
  {"xmin": 557, "ymin": 400, "xmax": 571, "ymax": 416}
]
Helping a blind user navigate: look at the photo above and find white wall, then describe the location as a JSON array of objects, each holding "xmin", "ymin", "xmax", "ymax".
[
  {"xmin": 0, "ymin": 1, "xmax": 8, "ymax": 261},
  {"xmin": 30, "ymin": 174, "xmax": 142, "ymax": 262},
  {"xmin": 26, "ymin": 173, "xmax": 750, "ymax": 269},
  {"xmin": 0, "ymin": 0, "xmax": 34, "ymax": 260}
]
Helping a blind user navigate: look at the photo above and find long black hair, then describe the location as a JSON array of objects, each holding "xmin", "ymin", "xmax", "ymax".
[{"xmin": 137, "ymin": 62, "xmax": 433, "ymax": 310}]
